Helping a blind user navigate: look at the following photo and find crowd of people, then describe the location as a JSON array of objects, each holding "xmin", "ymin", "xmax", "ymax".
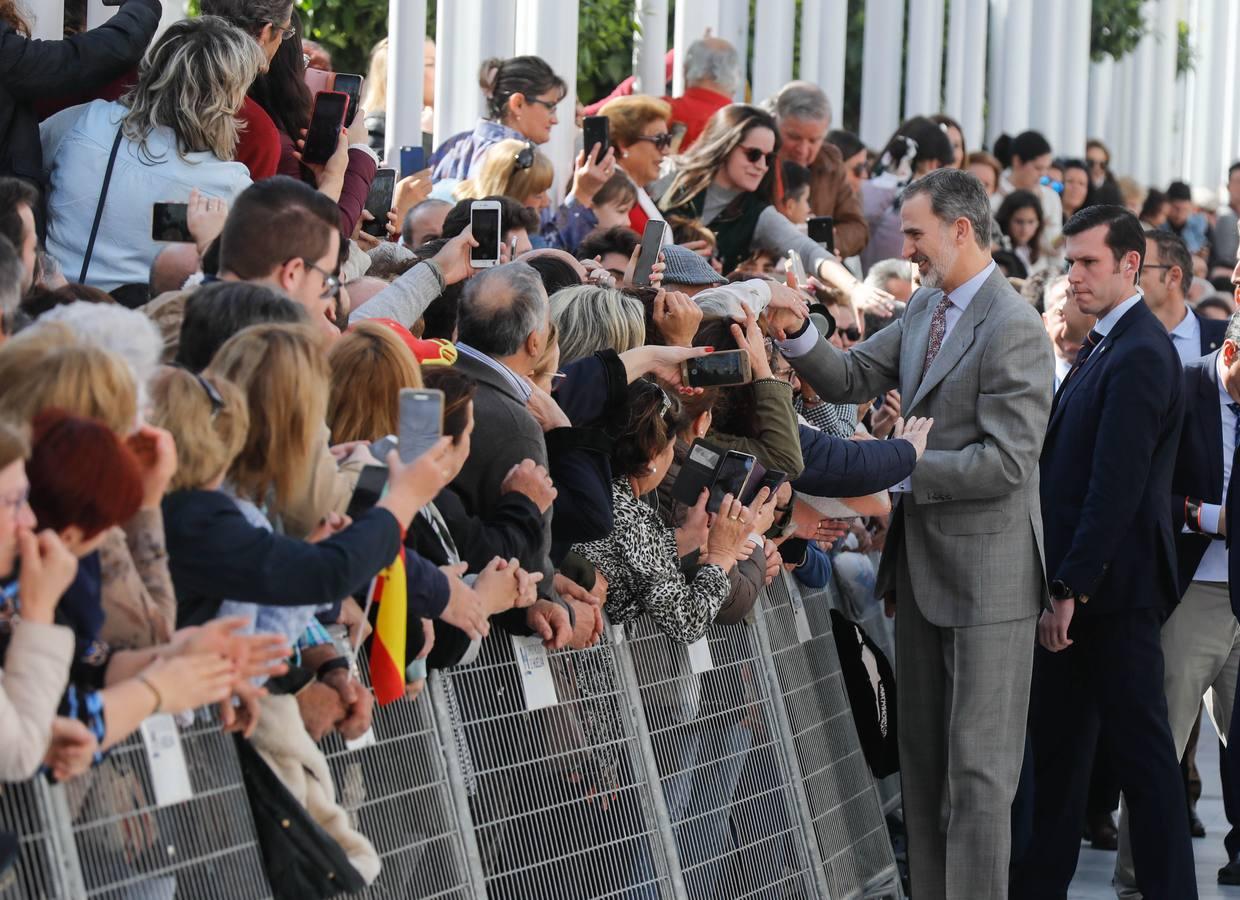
[{"xmin": 2, "ymin": 1, "xmax": 1240, "ymax": 897}]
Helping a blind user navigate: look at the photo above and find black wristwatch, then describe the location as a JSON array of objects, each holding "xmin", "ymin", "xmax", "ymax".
[{"xmin": 1049, "ymin": 579, "xmax": 1074, "ymax": 601}]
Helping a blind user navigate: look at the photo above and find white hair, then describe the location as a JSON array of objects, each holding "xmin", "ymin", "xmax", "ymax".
[
  {"xmin": 863, "ymin": 258, "xmax": 913, "ymax": 290},
  {"xmin": 36, "ymin": 302, "xmax": 163, "ymax": 409},
  {"xmin": 684, "ymin": 39, "xmax": 741, "ymax": 95}
]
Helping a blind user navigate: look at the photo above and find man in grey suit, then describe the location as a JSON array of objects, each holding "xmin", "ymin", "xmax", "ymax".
[{"xmin": 770, "ymin": 168, "xmax": 1054, "ymax": 899}]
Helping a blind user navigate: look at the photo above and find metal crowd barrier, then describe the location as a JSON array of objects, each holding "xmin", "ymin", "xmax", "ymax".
[{"xmin": 0, "ymin": 575, "xmax": 901, "ymax": 900}]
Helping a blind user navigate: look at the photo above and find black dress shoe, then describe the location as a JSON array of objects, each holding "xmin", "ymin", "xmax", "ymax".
[
  {"xmin": 1219, "ymin": 859, "xmax": 1240, "ymax": 885},
  {"xmin": 1189, "ymin": 806, "xmax": 1206, "ymax": 838},
  {"xmin": 1084, "ymin": 811, "xmax": 1119, "ymax": 851}
]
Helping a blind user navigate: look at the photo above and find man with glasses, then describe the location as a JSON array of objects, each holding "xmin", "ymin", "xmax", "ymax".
[
  {"xmin": 772, "ymin": 82, "xmax": 869, "ymax": 259},
  {"xmin": 1142, "ymin": 229, "xmax": 1226, "ymax": 365}
]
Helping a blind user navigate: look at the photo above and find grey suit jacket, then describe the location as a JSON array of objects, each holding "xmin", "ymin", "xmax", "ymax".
[{"xmin": 784, "ymin": 265, "xmax": 1054, "ymax": 627}]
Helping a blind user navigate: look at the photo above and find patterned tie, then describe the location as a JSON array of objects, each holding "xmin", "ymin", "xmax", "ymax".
[{"xmin": 922, "ymin": 295, "xmax": 954, "ymax": 375}]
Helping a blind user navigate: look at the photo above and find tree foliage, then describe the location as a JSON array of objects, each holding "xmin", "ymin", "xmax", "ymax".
[{"xmin": 1090, "ymin": 0, "xmax": 1146, "ymax": 61}]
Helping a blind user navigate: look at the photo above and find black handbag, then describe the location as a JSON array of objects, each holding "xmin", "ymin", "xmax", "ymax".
[
  {"xmin": 829, "ymin": 609, "xmax": 899, "ymax": 777},
  {"xmin": 232, "ymin": 735, "xmax": 366, "ymax": 900}
]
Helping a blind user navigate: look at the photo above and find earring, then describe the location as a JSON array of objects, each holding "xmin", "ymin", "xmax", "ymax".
[
  {"xmin": 622, "ymin": 150, "xmax": 629, "ymax": 158},
  {"xmin": 647, "ymin": 464, "xmax": 658, "ymax": 474}
]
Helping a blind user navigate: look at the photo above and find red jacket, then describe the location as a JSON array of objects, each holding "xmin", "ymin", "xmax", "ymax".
[{"xmin": 664, "ymin": 86, "xmax": 732, "ymax": 151}]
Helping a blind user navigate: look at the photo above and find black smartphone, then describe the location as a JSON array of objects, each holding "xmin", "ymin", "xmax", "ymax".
[
  {"xmin": 302, "ymin": 91, "xmax": 349, "ymax": 166},
  {"xmin": 632, "ymin": 219, "xmax": 667, "ymax": 287},
  {"xmin": 708, "ymin": 450, "xmax": 756, "ymax": 514},
  {"xmin": 469, "ymin": 200, "xmax": 502, "ymax": 267},
  {"xmin": 743, "ymin": 469, "xmax": 786, "ymax": 506},
  {"xmin": 151, "ymin": 202, "xmax": 191, "ymax": 243},
  {"xmin": 670, "ymin": 438, "xmax": 725, "ymax": 508},
  {"xmin": 346, "ymin": 465, "xmax": 388, "ymax": 518},
  {"xmin": 362, "ymin": 168, "xmax": 397, "ymax": 238},
  {"xmin": 808, "ymin": 215, "xmax": 835, "ymax": 255},
  {"xmin": 398, "ymin": 388, "xmax": 444, "ymax": 463},
  {"xmin": 400, "ymin": 145, "xmax": 425, "ymax": 178},
  {"xmin": 582, "ymin": 115, "xmax": 610, "ymax": 162},
  {"xmin": 332, "ymin": 73, "xmax": 363, "ymax": 127},
  {"xmin": 681, "ymin": 349, "xmax": 752, "ymax": 388}
]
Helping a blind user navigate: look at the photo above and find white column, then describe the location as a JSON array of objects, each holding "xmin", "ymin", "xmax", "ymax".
[
  {"xmin": 1028, "ymin": 0, "xmax": 1065, "ymax": 148},
  {"xmin": 1087, "ymin": 58, "xmax": 1113, "ymax": 148},
  {"xmin": 1114, "ymin": 53, "xmax": 1137, "ymax": 179},
  {"xmin": 903, "ymin": 0, "xmax": 944, "ymax": 118},
  {"xmin": 945, "ymin": 0, "xmax": 987, "ymax": 152},
  {"xmin": 384, "ymin": 0, "xmax": 425, "ymax": 168},
  {"xmin": 514, "ymin": 0, "xmax": 579, "ymax": 203},
  {"xmin": 999, "ymin": 0, "xmax": 1033, "ymax": 137},
  {"xmin": 434, "ymin": 0, "xmax": 514, "ymax": 146},
  {"xmin": 799, "ymin": 0, "xmax": 823, "ymax": 86},
  {"xmin": 1059, "ymin": 0, "xmax": 1092, "ymax": 158},
  {"xmin": 1149, "ymin": 0, "xmax": 1179, "ymax": 187},
  {"xmin": 1127, "ymin": 7, "xmax": 1156, "ymax": 185},
  {"xmin": 672, "ymin": 0, "xmax": 722, "ymax": 96},
  {"xmin": 633, "ymin": 0, "xmax": 670, "ymax": 95},
  {"xmin": 86, "ymin": 0, "xmax": 117, "ymax": 30},
  {"xmin": 1182, "ymin": 0, "xmax": 1207, "ymax": 188},
  {"xmin": 860, "ymin": 0, "xmax": 905, "ymax": 149},
  {"xmin": 985, "ymin": 0, "xmax": 1008, "ymax": 147},
  {"xmin": 1228, "ymin": 5, "xmax": 1240, "ymax": 185},
  {"xmin": 821, "ymin": 0, "xmax": 849, "ymax": 121},
  {"xmin": 1198, "ymin": 0, "xmax": 1237, "ymax": 193},
  {"xmin": 152, "ymin": 0, "xmax": 188, "ymax": 42},
  {"xmin": 28, "ymin": 0, "xmax": 62, "ymax": 40},
  {"xmin": 715, "ymin": 0, "xmax": 750, "ymax": 100},
  {"xmin": 751, "ymin": 0, "xmax": 795, "ymax": 104}
]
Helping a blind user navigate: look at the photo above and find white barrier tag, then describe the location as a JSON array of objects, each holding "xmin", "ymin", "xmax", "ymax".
[
  {"xmin": 345, "ymin": 728, "xmax": 378, "ymax": 751},
  {"xmin": 687, "ymin": 636, "xmax": 714, "ymax": 674},
  {"xmin": 512, "ymin": 634, "xmax": 557, "ymax": 710},
  {"xmin": 789, "ymin": 588, "xmax": 813, "ymax": 644},
  {"xmin": 140, "ymin": 714, "xmax": 193, "ymax": 807}
]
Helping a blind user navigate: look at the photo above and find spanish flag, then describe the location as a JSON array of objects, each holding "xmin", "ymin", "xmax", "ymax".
[{"xmin": 368, "ymin": 546, "xmax": 408, "ymax": 706}]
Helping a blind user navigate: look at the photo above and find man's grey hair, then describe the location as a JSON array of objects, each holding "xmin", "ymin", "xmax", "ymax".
[
  {"xmin": 0, "ymin": 234, "xmax": 20, "ymax": 331},
  {"xmin": 684, "ymin": 39, "xmax": 741, "ymax": 95},
  {"xmin": 37, "ymin": 302, "xmax": 164, "ymax": 407},
  {"xmin": 772, "ymin": 81, "xmax": 831, "ymax": 126},
  {"xmin": 863, "ymin": 258, "xmax": 912, "ymax": 290},
  {"xmin": 902, "ymin": 168, "xmax": 992, "ymax": 251},
  {"xmin": 458, "ymin": 262, "xmax": 548, "ymax": 358}
]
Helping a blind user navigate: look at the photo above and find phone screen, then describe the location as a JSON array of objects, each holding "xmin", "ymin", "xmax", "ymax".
[
  {"xmin": 401, "ymin": 145, "xmax": 426, "ymax": 178},
  {"xmin": 583, "ymin": 116, "xmax": 610, "ymax": 161},
  {"xmin": 708, "ymin": 452, "xmax": 756, "ymax": 513},
  {"xmin": 632, "ymin": 220, "xmax": 667, "ymax": 286},
  {"xmin": 470, "ymin": 204, "xmax": 501, "ymax": 264},
  {"xmin": 151, "ymin": 203, "xmax": 191, "ymax": 243},
  {"xmin": 303, "ymin": 92, "xmax": 348, "ymax": 165},
  {"xmin": 682, "ymin": 349, "xmax": 752, "ymax": 388},
  {"xmin": 332, "ymin": 73, "xmax": 363, "ymax": 127},
  {"xmin": 744, "ymin": 469, "xmax": 786, "ymax": 506},
  {"xmin": 808, "ymin": 216, "xmax": 835, "ymax": 254},
  {"xmin": 346, "ymin": 465, "xmax": 388, "ymax": 518},
  {"xmin": 362, "ymin": 168, "xmax": 397, "ymax": 238},
  {"xmin": 398, "ymin": 388, "xmax": 444, "ymax": 463}
]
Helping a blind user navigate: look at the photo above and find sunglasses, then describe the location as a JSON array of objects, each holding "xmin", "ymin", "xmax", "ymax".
[
  {"xmin": 634, "ymin": 132, "xmax": 674, "ymax": 151},
  {"xmin": 514, "ymin": 141, "xmax": 536, "ymax": 171},
  {"xmin": 838, "ymin": 326, "xmax": 861, "ymax": 341},
  {"xmin": 739, "ymin": 146, "xmax": 776, "ymax": 167}
]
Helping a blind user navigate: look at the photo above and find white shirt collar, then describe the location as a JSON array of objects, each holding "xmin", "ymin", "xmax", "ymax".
[
  {"xmin": 1168, "ymin": 305, "xmax": 1199, "ymax": 343},
  {"xmin": 945, "ymin": 260, "xmax": 996, "ymax": 312},
  {"xmin": 1094, "ymin": 294, "xmax": 1143, "ymax": 337}
]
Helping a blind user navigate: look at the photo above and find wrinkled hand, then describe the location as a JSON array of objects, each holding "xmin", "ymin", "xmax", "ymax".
[
  {"xmin": 705, "ymin": 493, "xmax": 756, "ymax": 564},
  {"xmin": 126, "ymin": 425, "xmax": 178, "ymax": 510},
  {"xmin": 322, "ymin": 669, "xmax": 373, "ymax": 740},
  {"xmin": 676, "ymin": 488, "xmax": 710, "ymax": 558},
  {"xmin": 501, "ymin": 459, "xmax": 558, "ymax": 513},
  {"xmin": 848, "ymin": 280, "xmax": 896, "ymax": 317},
  {"xmin": 751, "ymin": 487, "xmax": 780, "ymax": 537},
  {"xmin": 1038, "ymin": 598, "xmax": 1075, "ymax": 652},
  {"xmin": 473, "ymin": 557, "xmax": 523, "ymax": 615},
  {"xmin": 764, "ymin": 279, "xmax": 812, "ymax": 339},
  {"xmin": 563, "ymin": 596, "xmax": 603, "ymax": 649},
  {"xmin": 526, "ymin": 598, "xmax": 572, "ymax": 650},
  {"xmin": 554, "ymin": 572, "xmax": 602, "ymax": 609},
  {"xmin": 653, "ymin": 289, "xmax": 703, "ymax": 348},
  {"xmin": 296, "ymin": 681, "xmax": 346, "ymax": 742},
  {"xmin": 524, "ymin": 378, "xmax": 571, "ymax": 432},
  {"xmin": 438, "ymin": 563, "xmax": 490, "ymax": 639},
  {"xmin": 219, "ymin": 680, "xmax": 265, "ymax": 739},
  {"xmin": 762, "ymin": 539, "xmax": 782, "ymax": 585},
  {"xmin": 43, "ymin": 717, "xmax": 97, "ymax": 782},
  {"xmin": 186, "ymin": 189, "xmax": 228, "ymax": 253},
  {"xmin": 870, "ymin": 390, "xmax": 902, "ymax": 439},
  {"xmin": 16, "ymin": 527, "xmax": 77, "ymax": 625},
  {"xmin": 891, "ymin": 415, "xmax": 934, "ymax": 459}
]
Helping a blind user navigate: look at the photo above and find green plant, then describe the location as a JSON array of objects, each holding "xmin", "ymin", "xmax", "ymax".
[
  {"xmin": 1177, "ymin": 19, "xmax": 1194, "ymax": 76},
  {"xmin": 1091, "ymin": 0, "xmax": 1145, "ymax": 61},
  {"xmin": 295, "ymin": 0, "xmax": 389, "ymax": 74}
]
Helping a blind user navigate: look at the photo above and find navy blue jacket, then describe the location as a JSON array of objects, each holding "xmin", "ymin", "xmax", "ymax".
[
  {"xmin": 792, "ymin": 424, "xmax": 918, "ymax": 498},
  {"xmin": 1197, "ymin": 310, "xmax": 1227, "ymax": 359},
  {"xmin": 1171, "ymin": 351, "xmax": 1229, "ymax": 595},
  {"xmin": 1040, "ymin": 300, "xmax": 1185, "ymax": 615}
]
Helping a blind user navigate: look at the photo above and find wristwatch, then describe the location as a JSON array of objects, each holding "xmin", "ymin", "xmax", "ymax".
[{"xmin": 1050, "ymin": 579, "xmax": 1089, "ymax": 604}]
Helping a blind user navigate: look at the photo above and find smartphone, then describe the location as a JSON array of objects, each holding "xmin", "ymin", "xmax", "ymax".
[
  {"xmin": 681, "ymin": 349, "xmax": 752, "ymax": 388},
  {"xmin": 787, "ymin": 249, "xmax": 808, "ymax": 284},
  {"xmin": 807, "ymin": 215, "xmax": 835, "ymax": 255},
  {"xmin": 302, "ymin": 91, "xmax": 349, "ymax": 166},
  {"xmin": 708, "ymin": 450, "xmax": 756, "ymax": 514},
  {"xmin": 332, "ymin": 73, "xmax": 364, "ymax": 127},
  {"xmin": 582, "ymin": 115, "xmax": 610, "ymax": 162},
  {"xmin": 469, "ymin": 200, "xmax": 502, "ymax": 267},
  {"xmin": 670, "ymin": 438, "xmax": 725, "ymax": 508},
  {"xmin": 346, "ymin": 465, "xmax": 389, "ymax": 519},
  {"xmin": 400, "ymin": 145, "xmax": 426, "ymax": 179},
  {"xmin": 151, "ymin": 202, "xmax": 191, "ymax": 243},
  {"xmin": 743, "ymin": 469, "xmax": 786, "ymax": 506},
  {"xmin": 398, "ymin": 388, "xmax": 444, "ymax": 464},
  {"xmin": 362, "ymin": 168, "xmax": 397, "ymax": 238},
  {"xmin": 303, "ymin": 67, "xmax": 333, "ymax": 96},
  {"xmin": 632, "ymin": 219, "xmax": 667, "ymax": 287}
]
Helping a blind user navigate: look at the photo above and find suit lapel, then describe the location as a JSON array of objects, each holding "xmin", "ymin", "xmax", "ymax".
[
  {"xmin": 901, "ymin": 295, "xmax": 935, "ymax": 403},
  {"xmin": 1047, "ymin": 300, "xmax": 1146, "ymax": 435}
]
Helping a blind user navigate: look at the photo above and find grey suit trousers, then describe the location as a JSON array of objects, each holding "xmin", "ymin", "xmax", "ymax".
[{"xmin": 896, "ymin": 551, "xmax": 1037, "ymax": 900}]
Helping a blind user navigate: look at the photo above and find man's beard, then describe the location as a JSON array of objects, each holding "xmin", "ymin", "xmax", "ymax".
[{"xmin": 914, "ymin": 245, "xmax": 955, "ymax": 289}]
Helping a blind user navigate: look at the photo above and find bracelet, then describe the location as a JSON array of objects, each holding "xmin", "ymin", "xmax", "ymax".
[
  {"xmin": 317, "ymin": 657, "xmax": 351, "ymax": 679},
  {"xmin": 137, "ymin": 673, "xmax": 163, "ymax": 714}
]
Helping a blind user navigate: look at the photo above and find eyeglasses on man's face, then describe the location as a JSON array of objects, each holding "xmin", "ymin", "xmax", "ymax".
[{"xmin": 304, "ymin": 260, "xmax": 341, "ymax": 299}]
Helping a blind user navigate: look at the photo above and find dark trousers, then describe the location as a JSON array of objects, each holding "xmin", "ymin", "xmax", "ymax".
[{"xmin": 1010, "ymin": 608, "xmax": 1196, "ymax": 900}]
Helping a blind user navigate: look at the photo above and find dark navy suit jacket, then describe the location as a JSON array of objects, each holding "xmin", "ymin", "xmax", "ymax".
[{"xmin": 1040, "ymin": 299, "xmax": 1185, "ymax": 615}]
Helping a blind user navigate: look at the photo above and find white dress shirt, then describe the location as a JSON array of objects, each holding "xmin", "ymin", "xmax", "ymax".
[
  {"xmin": 1093, "ymin": 293, "xmax": 1142, "ymax": 338},
  {"xmin": 1192, "ymin": 354, "xmax": 1236, "ymax": 583},
  {"xmin": 1053, "ymin": 356, "xmax": 1073, "ymax": 393},
  {"xmin": 1167, "ymin": 306, "xmax": 1202, "ymax": 367}
]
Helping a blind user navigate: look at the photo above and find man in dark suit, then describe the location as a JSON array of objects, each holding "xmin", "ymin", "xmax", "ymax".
[
  {"xmin": 1142, "ymin": 228, "xmax": 1226, "ymax": 365},
  {"xmin": 1011, "ymin": 205, "xmax": 1194, "ymax": 899}
]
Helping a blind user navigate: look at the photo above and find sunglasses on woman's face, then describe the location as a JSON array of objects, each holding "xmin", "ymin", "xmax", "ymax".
[
  {"xmin": 838, "ymin": 326, "xmax": 861, "ymax": 341},
  {"xmin": 634, "ymin": 132, "xmax": 674, "ymax": 151},
  {"xmin": 739, "ymin": 146, "xmax": 776, "ymax": 167}
]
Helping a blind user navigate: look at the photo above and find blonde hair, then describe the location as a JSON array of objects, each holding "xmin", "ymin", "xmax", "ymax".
[
  {"xmin": 531, "ymin": 320, "xmax": 559, "ymax": 383},
  {"xmin": 120, "ymin": 17, "xmax": 265, "ymax": 163},
  {"xmin": 205, "ymin": 323, "xmax": 328, "ymax": 507},
  {"xmin": 660, "ymin": 104, "xmax": 779, "ymax": 212},
  {"xmin": 550, "ymin": 285, "xmax": 646, "ymax": 363},
  {"xmin": 148, "ymin": 367, "xmax": 249, "ymax": 492},
  {"xmin": 456, "ymin": 139, "xmax": 553, "ymax": 204},
  {"xmin": 327, "ymin": 322, "xmax": 423, "ymax": 444},
  {"xmin": 600, "ymin": 95, "xmax": 672, "ymax": 147},
  {"xmin": 361, "ymin": 38, "xmax": 388, "ymax": 115},
  {"xmin": 0, "ymin": 323, "xmax": 136, "ymax": 434},
  {"xmin": 0, "ymin": 419, "xmax": 28, "ymax": 471}
]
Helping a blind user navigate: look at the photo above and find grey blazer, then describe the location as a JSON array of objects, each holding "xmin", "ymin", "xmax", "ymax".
[{"xmin": 785, "ymin": 265, "xmax": 1055, "ymax": 627}]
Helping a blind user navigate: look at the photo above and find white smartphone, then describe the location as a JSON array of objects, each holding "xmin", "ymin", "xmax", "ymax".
[
  {"xmin": 787, "ymin": 249, "xmax": 808, "ymax": 284},
  {"xmin": 398, "ymin": 388, "xmax": 444, "ymax": 464},
  {"xmin": 469, "ymin": 200, "xmax": 502, "ymax": 268}
]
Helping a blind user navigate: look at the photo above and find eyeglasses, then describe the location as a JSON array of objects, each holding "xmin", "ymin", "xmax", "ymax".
[
  {"xmin": 514, "ymin": 141, "xmax": 536, "ymax": 171},
  {"xmin": 633, "ymin": 132, "xmax": 674, "ymax": 151},
  {"xmin": 271, "ymin": 21, "xmax": 295, "ymax": 41},
  {"xmin": 771, "ymin": 366, "xmax": 797, "ymax": 384},
  {"xmin": 193, "ymin": 372, "xmax": 224, "ymax": 417},
  {"xmin": 0, "ymin": 486, "xmax": 28, "ymax": 515},
  {"xmin": 304, "ymin": 260, "xmax": 341, "ymax": 299},
  {"xmin": 1087, "ymin": 158, "xmax": 1107, "ymax": 170},
  {"xmin": 525, "ymin": 97, "xmax": 560, "ymax": 112},
  {"xmin": 838, "ymin": 326, "xmax": 861, "ymax": 341},
  {"xmin": 739, "ymin": 146, "xmax": 776, "ymax": 167}
]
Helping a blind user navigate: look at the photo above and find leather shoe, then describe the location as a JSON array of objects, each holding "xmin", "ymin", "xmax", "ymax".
[
  {"xmin": 1084, "ymin": 811, "xmax": 1119, "ymax": 851},
  {"xmin": 1219, "ymin": 859, "xmax": 1240, "ymax": 885},
  {"xmin": 1189, "ymin": 806, "xmax": 1206, "ymax": 838}
]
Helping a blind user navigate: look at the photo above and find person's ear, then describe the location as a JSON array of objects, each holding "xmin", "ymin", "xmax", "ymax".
[
  {"xmin": 1226, "ymin": 340, "xmax": 1238, "ymax": 368},
  {"xmin": 507, "ymin": 92, "xmax": 526, "ymax": 120},
  {"xmin": 279, "ymin": 258, "xmax": 304, "ymax": 293},
  {"xmin": 524, "ymin": 329, "xmax": 542, "ymax": 360},
  {"xmin": 694, "ymin": 409, "xmax": 711, "ymax": 437},
  {"xmin": 59, "ymin": 525, "xmax": 84, "ymax": 555}
]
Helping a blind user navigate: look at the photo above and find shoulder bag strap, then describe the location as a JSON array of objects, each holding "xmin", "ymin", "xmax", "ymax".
[{"xmin": 78, "ymin": 127, "xmax": 125, "ymax": 285}]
